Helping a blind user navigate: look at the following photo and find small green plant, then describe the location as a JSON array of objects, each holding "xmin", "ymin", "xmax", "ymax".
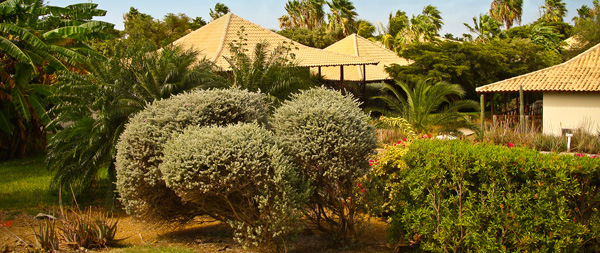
[
  {"xmin": 59, "ymin": 207, "xmax": 118, "ymax": 249},
  {"xmin": 34, "ymin": 220, "xmax": 60, "ymax": 251}
]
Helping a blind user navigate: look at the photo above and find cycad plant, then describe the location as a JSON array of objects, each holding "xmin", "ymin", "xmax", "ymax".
[
  {"xmin": 224, "ymin": 29, "xmax": 316, "ymax": 105},
  {"xmin": 370, "ymin": 78, "xmax": 479, "ymax": 134},
  {"xmin": 46, "ymin": 41, "xmax": 224, "ymax": 200}
]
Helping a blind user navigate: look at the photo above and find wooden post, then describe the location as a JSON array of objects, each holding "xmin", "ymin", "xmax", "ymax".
[
  {"xmin": 340, "ymin": 65, "xmax": 344, "ymax": 81},
  {"xmin": 480, "ymin": 94, "xmax": 485, "ymax": 138},
  {"xmin": 519, "ymin": 85, "xmax": 525, "ymax": 133},
  {"xmin": 318, "ymin": 66, "xmax": 321, "ymax": 77}
]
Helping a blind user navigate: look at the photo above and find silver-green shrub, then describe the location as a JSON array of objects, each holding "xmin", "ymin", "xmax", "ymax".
[
  {"xmin": 161, "ymin": 123, "xmax": 308, "ymax": 250},
  {"xmin": 271, "ymin": 86, "xmax": 378, "ymax": 242},
  {"xmin": 115, "ymin": 88, "xmax": 269, "ymax": 221}
]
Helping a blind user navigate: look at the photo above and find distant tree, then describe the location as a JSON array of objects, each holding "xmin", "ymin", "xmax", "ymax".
[
  {"xmin": 123, "ymin": 8, "xmax": 205, "ymax": 47},
  {"xmin": 190, "ymin": 17, "xmax": 207, "ymax": 30},
  {"xmin": 570, "ymin": 1, "xmax": 600, "ymax": 55},
  {"xmin": 386, "ymin": 39, "xmax": 560, "ymax": 100},
  {"xmin": 490, "ymin": 0, "xmax": 523, "ymax": 29},
  {"xmin": 540, "ymin": 0, "xmax": 568, "ymax": 22},
  {"xmin": 210, "ymin": 3, "xmax": 230, "ymax": 20},
  {"xmin": 278, "ymin": 27, "xmax": 339, "ymax": 48},
  {"xmin": 327, "ymin": 0, "xmax": 358, "ymax": 37},
  {"xmin": 279, "ymin": 0, "xmax": 326, "ymax": 30},
  {"xmin": 464, "ymin": 14, "xmax": 502, "ymax": 42},
  {"xmin": 356, "ymin": 19, "xmax": 375, "ymax": 38},
  {"xmin": 377, "ymin": 5, "xmax": 443, "ymax": 52}
]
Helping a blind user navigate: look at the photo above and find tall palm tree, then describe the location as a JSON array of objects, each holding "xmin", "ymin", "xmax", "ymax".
[
  {"xmin": 490, "ymin": 0, "xmax": 523, "ymax": 29},
  {"xmin": 540, "ymin": 0, "xmax": 568, "ymax": 22},
  {"xmin": 370, "ymin": 78, "xmax": 479, "ymax": 134},
  {"xmin": 327, "ymin": 0, "xmax": 358, "ymax": 36},
  {"xmin": 46, "ymin": 42, "xmax": 224, "ymax": 198},
  {"xmin": 280, "ymin": 0, "xmax": 326, "ymax": 30},
  {"xmin": 464, "ymin": 13, "xmax": 502, "ymax": 42},
  {"xmin": 0, "ymin": 0, "xmax": 114, "ymax": 160}
]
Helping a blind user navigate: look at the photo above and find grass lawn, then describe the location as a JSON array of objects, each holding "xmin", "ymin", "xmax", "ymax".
[{"xmin": 0, "ymin": 153, "xmax": 58, "ymax": 213}]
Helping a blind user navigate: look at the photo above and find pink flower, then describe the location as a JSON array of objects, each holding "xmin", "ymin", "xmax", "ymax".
[
  {"xmin": 592, "ymin": 155, "xmax": 598, "ymax": 159},
  {"xmin": 361, "ymin": 188, "xmax": 366, "ymax": 193},
  {"xmin": 402, "ymin": 138, "xmax": 407, "ymax": 142},
  {"xmin": 507, "ymin": 142, "xmax": 514, "ymax": 148},
  {"xmin": 576, "ymin": 153, "xmax": 585, "ymax": 157}
]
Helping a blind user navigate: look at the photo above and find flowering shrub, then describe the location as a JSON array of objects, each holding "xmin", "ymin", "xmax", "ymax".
[
  {"xmin": 373, "ymin": 139, "xmax": 600, "ymax": 252},
  {"xmin": 160, "ymin": 123, "xmax": 309, "ymax": 250},
  {"xmin": 115, "ymin": 88, "xmax": 269, "ymax": 221},
  {"xmin": 271, "ymin": 86, "xmax": 378, "ymax": 242}
]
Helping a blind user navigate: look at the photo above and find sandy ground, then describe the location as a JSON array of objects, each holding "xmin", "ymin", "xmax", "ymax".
[{"xmin": 0, "ymin": 210, "xmax": 391, "ymax": 252}]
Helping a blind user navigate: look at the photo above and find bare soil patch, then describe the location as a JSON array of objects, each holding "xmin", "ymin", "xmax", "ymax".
[{"xmin": 0, "ymin": 210, "xmax": 391, "ymax": 252}]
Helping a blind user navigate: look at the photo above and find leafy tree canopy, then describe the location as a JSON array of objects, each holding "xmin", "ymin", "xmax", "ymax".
[{"xmin": 386, "ymin": 39, "xmax": 561, "ymax": 100}]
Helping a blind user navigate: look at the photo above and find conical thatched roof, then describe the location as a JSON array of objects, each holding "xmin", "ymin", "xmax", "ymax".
[
  {"xmin": 476, "ymin": 43, "xmax": 600, "ymax": 93},
  {"xmin": 170, "ymin": 13, "xmax": 378, "ymax": 70},
  {"xmin": 319, "ymin": 34, "xmax": 410, "ymax": 81}
]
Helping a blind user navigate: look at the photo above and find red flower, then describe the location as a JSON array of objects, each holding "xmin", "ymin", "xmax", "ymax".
[
  {"xmin": 0, "ymin": 220, "xmax": 12, "ymax": 228},
  {"xmin": 402, "ymin": 138, "xmax": 407, "ymax": 142},
  {"xmin": 361, "ymin": 188, "xmax": 366, "ymax": 193},
  {"xmin": 507, "ymin": 142, "xmax": 514, "ymax": 148},
  {"xmin": 356, "ymin": 182, "xmax": 362, "ymax": 188}
]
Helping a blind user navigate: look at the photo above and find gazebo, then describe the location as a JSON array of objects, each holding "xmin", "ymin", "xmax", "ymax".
[
  {"xmin": 476, "ymin": 43, "xmax": 600, "ymax": 136},
  {"xmin": 320, "ymin": 33, "xmax": 411, "ymax": 82},
  {"xmin": 170, "ymin": 13, "xmax": 378, "ymax": 75}
]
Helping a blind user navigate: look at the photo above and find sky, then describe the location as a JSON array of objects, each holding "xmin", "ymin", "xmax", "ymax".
[{"xmin": 47, "ymin": 0, "xmax": 591, "ymax": 37}]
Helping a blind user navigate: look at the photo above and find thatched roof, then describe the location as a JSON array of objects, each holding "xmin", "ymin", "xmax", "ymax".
[
  {"xmin": 320, "ymin": 34, "xmax": 410, "ymax": 81},
  {"xmin": 476, "ymin": 42, "xmax": 600, "ymax": 93},
  {"xmin": 170, "ymin": 13, "xmax": 378, "ymax": 70}
]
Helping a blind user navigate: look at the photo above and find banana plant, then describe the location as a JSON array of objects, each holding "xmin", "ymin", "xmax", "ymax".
[{"xmin": 0, "ymin": 0, "xmax": 114, "ymax": 159}]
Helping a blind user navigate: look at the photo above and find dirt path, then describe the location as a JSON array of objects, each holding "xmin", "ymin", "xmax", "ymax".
[{"xmin": 0, "ymin": 210, "xmax": 390, "ymax": 252}]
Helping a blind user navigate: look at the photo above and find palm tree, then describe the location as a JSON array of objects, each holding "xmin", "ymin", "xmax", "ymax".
[
  {"xmin": 0, "ymin": 0, "xmax": 114, "ymax": 160},
  {"xmin": 280, "ymin": 0, "xmax": 326, "ymax": 30},
  {"xmin": 490, "ymin": 0, "xmax": 523, "ymax": 29},
  {"xmin": 46, "ymin": 41, "xmax": 224, "ymax": 198},
  {"xmin": 370, "ymin": 78, "xmax": 479, "ymax": 134},
  {"xmin": 327, "ymin": 0, "xmax": 358, "ymax": 36},
  {"xmin": 464, "ymin": 14, "xmax": 502, "ymax": 42},
  {"xmin": 540, "ymin": 0, "xmax": 568, "ymax": 22},
  {"xmin": 209, "ymin": 3, "xmax": 230, "ymax": 20}
]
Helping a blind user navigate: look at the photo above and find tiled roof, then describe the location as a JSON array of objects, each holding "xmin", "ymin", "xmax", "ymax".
[
  {"xmin": 170, "ymin": 13, "xmax": 378, "ymax": 70},
  {"xmin": 476, "ymin": 42, "xmax": 600, "ymax": 93},
  {"xmin": 320, "ymin": 34, "xmax": 411, "ymax": 81}
]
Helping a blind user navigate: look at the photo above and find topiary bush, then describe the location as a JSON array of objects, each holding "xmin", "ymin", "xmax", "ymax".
[
  {"xmin": 372, "ymin": 139, "xmax": 600, "ymax": 252},
  {"xmin": 271, "ymin": 86, "xmax": 378, "ymax": 242},
  {"xmin": 115, "ymin": 88, "xmax": 269, "ymax": 221},
  {"xmin": 160, "ymin": 123, "xmax": 309, "ymax": 250}
]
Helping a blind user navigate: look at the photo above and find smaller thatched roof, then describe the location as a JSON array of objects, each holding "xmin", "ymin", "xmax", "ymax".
[
  {"xmin": 476, "ymin": 42, "xmax": 600, "ymax": 93},
  {"xmin": 319, "ymin": 34, "xmax": 410, "ymax": 81},
  {"xmin": 170, "ymin": 13, "xmax": 378, "ymax": 70}
]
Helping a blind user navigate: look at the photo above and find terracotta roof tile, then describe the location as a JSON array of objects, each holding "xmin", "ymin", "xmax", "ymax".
[
  {"xmin": 476, "ymin": 42, "xmax": 600, "ymax": 93},
  {"xmin": 320, "ymin": 34, "xmax": 410, "ymax": 81},
  {"xmin": 171, "ymin": 13, "xmax": 378, "ymax": 70}
]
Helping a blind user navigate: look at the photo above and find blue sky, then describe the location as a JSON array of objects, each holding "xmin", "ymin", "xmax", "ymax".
[{"xmin": 48, "ymin": 0, "xmax": 590, "ymax": 37}]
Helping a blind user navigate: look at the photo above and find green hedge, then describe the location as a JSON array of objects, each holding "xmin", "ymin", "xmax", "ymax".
[{"xmin": 374, "ymin": 139, "xmax": 600, "ymax": 252}]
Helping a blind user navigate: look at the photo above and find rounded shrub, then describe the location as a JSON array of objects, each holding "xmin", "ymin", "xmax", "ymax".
[
  {"xmin": 161, "ymin": 123, "xmax": 308, "ymax": 249},
  {"xmin": 115, "ymin": 88, "xmax": 269, "ymax": 221},
  {"xmin": 271, "ymin": 86, "xmax": 378, "ymax": 241}
]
